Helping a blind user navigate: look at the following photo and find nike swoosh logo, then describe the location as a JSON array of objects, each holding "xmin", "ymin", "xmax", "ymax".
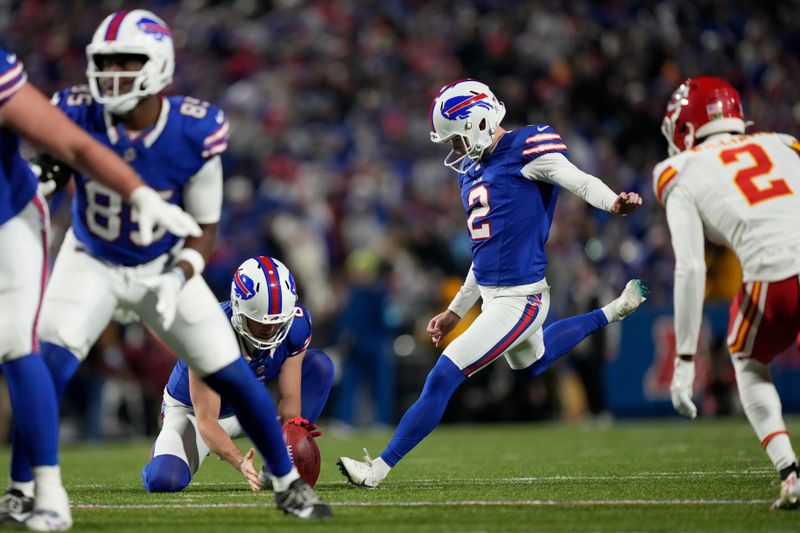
[{"xmin": 537, "ymin": 125, "xmax": 548, "ymax": 131}]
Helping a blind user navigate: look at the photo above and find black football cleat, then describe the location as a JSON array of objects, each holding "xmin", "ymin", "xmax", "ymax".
[
  {"xmin": 0, "ymin": 489, "xmax": 34, "ymax": 525},
  {"xmin": 274, "ymin": 478, "xmax": 332, "ymax": 519}
]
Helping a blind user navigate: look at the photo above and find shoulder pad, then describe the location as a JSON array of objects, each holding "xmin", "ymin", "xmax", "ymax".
[
  {"xmin": 172, "ymin": 96, "xmax": 230, "ymax": 159},
  {"xmin": 52, "ymin": 85, "xmax": 94, "ymax": 112},
  {"xmin": 775, "ymin": 132, "xmax": 800, "ymax": 155},
  {"xmin": 653, "ymin": 155, "xmax": 688, "ymax": 205},
  {"xmin": 518, "ymin": 125, "xmax": 568, "ymax": 161}
]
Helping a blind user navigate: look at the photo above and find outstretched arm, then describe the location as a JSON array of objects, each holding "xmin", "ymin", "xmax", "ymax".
[
  {"xmin": 522, "ymin": 153, "xmax": 642, "ymax": 214},
  {"xmin": 188, "ymin": 369, "xmax": 260, "ymax": 490},
  {"xmin": 664, "ymin": 187, "xmax": 707, "ymax": 419},
  {"xmin": 0, "ymin": 83, "xmax": 142, "ymax": 198},
  {"xmin": 277, "ymin": 351, "xmax": 304, "ymax": 422}
]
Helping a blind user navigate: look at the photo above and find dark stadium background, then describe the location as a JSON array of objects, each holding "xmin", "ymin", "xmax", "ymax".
[{"xmin": 1, "ymin": 0, "xmax": 798, "ymax": 442}]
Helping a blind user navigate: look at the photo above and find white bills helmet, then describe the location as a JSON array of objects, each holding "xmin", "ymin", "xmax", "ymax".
[
  {"xmin": 429, "ymin": 79, "xmax": 506, "ymax": 172},
  {"xmin": 86, "ymin": 9, "xmax": 174, "ymax": 115},
  {"xmin": 230, "ymin": 256, "xmax": 298, "ymax": 351}
]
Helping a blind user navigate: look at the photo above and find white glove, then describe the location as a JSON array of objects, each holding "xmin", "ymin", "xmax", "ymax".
[
  {"xmin": 670, "ymin": 356, "xmax": 698, "ymax": 419},
  {"xmin": 129, "ymin": 186, "xmax": 202, "ymax": 246},
  {"xmin": 140, "ymin": 267, "xmax": 186, "ymax": 330}
]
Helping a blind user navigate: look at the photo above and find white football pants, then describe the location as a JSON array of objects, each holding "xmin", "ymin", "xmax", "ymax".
[
  {"xmin": 38, "ymin": 229, "xmax": 239, "ymax": 376},
  {"xmin": 0, "ymin": 194, "xmax": 49, "ymax": 361},
  {"xmin": 445, "ymin": 280, "xmax": 550, "ymax": 376}
]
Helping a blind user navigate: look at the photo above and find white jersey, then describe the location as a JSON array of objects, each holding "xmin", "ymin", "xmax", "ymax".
[{"xmin": 654, "ymin": 131, "xmax": 800, "ymax": 354}]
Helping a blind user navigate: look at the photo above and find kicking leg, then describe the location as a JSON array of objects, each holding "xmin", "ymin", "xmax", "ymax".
[
  {"xmin": 527, "ymin": 279, "xmax": 647, "ymax": 377},
  {"xmin": 338, "ymin": 290, "xmax": 548, "ymax": 488}
]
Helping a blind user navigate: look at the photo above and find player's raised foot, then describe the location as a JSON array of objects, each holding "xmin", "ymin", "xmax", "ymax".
[
  {"xmin": 604, "ymin": 279, "xmax": 649, "ymax": 322},
  {"xmin": 772, "ymin": 471, "xmax": 800, "ymax": 510},
  {"xmin": 24, "ymin": 485, "xmax": 72, "ymax": 531},
  {"xmin": 274, "ymin": 478, "xmax": 332, "ymax": 519},
  {"xmin": 337, "ymin": 449, "xmax": 384, "ymax": 488},
  {"xmin": 0, "ymin": 489, "xmax": 34, "ymax": 525}
]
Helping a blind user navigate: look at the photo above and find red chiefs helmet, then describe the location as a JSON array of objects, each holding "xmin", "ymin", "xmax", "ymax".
[{"xmin": 661, "ymin": 76, "xmax": 746, "ymax": 156}]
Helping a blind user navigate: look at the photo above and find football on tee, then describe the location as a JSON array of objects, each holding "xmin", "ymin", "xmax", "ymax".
[{"xmin": 282, "ymin": 422, "xmax": 321, "ymax": 487}]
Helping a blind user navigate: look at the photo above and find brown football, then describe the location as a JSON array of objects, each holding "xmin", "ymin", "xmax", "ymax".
[{"xmin": 282, "ymin": 422, "xmax": 321, "ymax": 487}]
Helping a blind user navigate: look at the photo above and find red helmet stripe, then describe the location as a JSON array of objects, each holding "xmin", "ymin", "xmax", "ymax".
[
  {"xmin": 104, "ymin": 11, "xmax": 129, "ymax": 41},
  {"xmin": 256, "ymin": 256, "xmax": 281, "ymax": 315}
]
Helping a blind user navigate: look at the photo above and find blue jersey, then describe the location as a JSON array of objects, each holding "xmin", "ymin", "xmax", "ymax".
[
  {"xmin": 166, "ymin": 300, "xmax": 312, "ymax": 418},
  {"xmin": 0, "ymin": 49, "xmax": 37, "ymax": 226},
  {"xmin": 459, "ymin": 125, "xmax": 568, "ymax": 286},
  {"xmin": 54, "ymin": 86, "xmax": 229, "ymax": 265}
]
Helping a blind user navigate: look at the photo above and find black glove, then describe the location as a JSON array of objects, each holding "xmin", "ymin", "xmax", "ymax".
[{"xmin": 31, "ymin": 153, "xmax": 75, "ymax": 195}]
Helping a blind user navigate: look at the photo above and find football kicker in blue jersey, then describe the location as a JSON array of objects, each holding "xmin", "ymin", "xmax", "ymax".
[{"xmin": 337, "ymin": 78, "xmax": 647, "ymax": 489}]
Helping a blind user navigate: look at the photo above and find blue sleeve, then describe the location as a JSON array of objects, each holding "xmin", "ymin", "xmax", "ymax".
[
  {"xmin": 517, "ymin": 125, "xmax": 569, "ymax": 162},
  {"xmin": 176, "ymin": 97, "xmax": 229, "ymax": 160},
  {"xmin": 0, "ymin": 50, "xmax": 27, "ymax": 106},
  {"xmin": 285, "ymin": 305, "xmax": 312, "ymax": 357}
]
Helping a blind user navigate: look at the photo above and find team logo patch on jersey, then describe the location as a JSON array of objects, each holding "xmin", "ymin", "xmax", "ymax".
[
  {"xmin": 441, "ymin": 93, "xmax": 492, "ymax": 121},
  {"xmin": 137, "ymin": 17, "xmax": 172, "ymax": 40},
  {"xmin": 233, "ymin": 271, "xmax": 257, "ymax": 301}
]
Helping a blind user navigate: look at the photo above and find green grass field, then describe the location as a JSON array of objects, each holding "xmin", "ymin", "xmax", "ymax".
[{"xmin": 3, "ymin": 417, "xmax": 799, "ymax": 532}]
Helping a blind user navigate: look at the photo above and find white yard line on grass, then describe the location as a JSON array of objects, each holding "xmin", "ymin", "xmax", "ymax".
[
  {"xmin": 68, "ymin": 469, "xmax": 774, "ymax": 490},
  {"xmin": 72, "ymin": 499, "xmax": 772, "ymax": 509}
]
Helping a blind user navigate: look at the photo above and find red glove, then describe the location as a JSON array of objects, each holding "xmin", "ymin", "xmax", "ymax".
[{"xmin": 285, "ymin": 417, "xmax": 322, "ymax": 438}]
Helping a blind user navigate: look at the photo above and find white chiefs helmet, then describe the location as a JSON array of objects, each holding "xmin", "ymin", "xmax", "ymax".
[
  {"xmin": 230, "ymin": 256, "xmax": 298, "ymax": 351},
  {"xmin": 86, "ymin": 9, "xmax": 175, "ymax": 115},
  {"xmin": 429, "ymin": 79, "xmax": 506, "ymax": 172}
]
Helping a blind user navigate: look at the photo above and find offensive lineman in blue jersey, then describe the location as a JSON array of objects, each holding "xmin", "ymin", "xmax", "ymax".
[
  {"xmin": 3, "ymin": 10, "xmax": 331, "ymax": 520},
  {"xmin": 339, "ymin": 79, "xmax": 648, "ymax": 488},
  {"xmin": 0, "ymin": 46, "xmax": 201, "ymax": 531},
  {"xmin": 142, "ymin": 256, "xmax": 334, "ymax": 493}
]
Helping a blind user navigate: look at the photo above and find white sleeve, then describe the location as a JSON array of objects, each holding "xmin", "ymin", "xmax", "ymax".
[
  {"xmin": 447, "ymin": 264, "xmax": 480, "ymax": 318},
  {"xmin": 521, "ymin": 152, "xmax": 618, "ymax": 211},
  {"xmin": 183, "ymin": 155, "xmax": 223, "ymax": 224},
  {"xmin": 665, "ymin": 186, "xmax": 707, "ymax": 356}
]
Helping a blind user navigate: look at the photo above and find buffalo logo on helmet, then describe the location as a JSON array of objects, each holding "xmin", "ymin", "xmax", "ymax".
[
  {"xmin": 137, "ymin": 17, "xmax": 172, "ymax": 41},
  {"xmin": 440, "ymin": 92, "xmax": 493, "ymax": 121},
  {"xmin": 233, "ymin": 271, "xmax": 257, "ymax": 301}
]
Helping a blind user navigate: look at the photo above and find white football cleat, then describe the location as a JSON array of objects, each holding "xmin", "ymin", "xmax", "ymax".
[
  {"xmin": 25, "ymin": 485, "xmax": 72, "ymax": 531},
  {"xmin": 772, "ymin": 471, "xmax": 800, "ymax": 510},
  {"xmin": 605, "ymin": 279, "xmax": 648, "ymax": 322},
  {"xmin": 337, "ymin": 449, "xmax": 383, "ymax": 488}
]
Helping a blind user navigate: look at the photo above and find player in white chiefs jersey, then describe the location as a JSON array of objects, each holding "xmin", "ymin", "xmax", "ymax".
[
  {"xmin": 3, "ymin": 9, "xmax": 330, "ymax": 521},
  {"xmin": 0, "ymin": 46, "xmax": 200, "ymax": 531},
  {"xmin": 656, "ymin": 76, "xmax": 800, "ymax": 509}
]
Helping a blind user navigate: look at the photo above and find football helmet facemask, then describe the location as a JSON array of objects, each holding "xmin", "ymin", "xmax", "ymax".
[
  {"xmin": 429, "ymin": 79, "xmax": 506, "ymax": 172},
  {"xmin": 86, "ymin": 9, "xmax": 174, "ymax": 115},
  {"xmin": 230, "ymin": 256, "xmax": 298, "ymax": 351},
  {"xmin": 661, "ymin": 76, "xmax": 746, "ymax": 156}
]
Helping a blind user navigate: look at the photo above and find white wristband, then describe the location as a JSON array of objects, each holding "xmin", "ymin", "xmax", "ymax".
[{"xmin": 175, "ymin": 247, "xmax": 205, "ymax": 278}]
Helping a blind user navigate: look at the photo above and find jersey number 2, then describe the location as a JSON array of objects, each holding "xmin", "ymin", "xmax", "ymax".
[
  {"xmin": 467, "ymin": 185, "xmax": 491, "ymax": 240},
  {"xmin": 720, "ymin": 143, "xmax": 792, "ymax": 205}
]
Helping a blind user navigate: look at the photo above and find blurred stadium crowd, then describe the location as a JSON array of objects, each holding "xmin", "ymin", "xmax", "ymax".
[{"xmin": 1, "ymin": 0, "xmax": 798, "ymax": 438}]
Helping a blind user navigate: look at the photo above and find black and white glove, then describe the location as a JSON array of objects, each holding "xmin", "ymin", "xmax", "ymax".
[{"xmin": 31, "ymin": 153, "xmax": 75, "ymax": 196}]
